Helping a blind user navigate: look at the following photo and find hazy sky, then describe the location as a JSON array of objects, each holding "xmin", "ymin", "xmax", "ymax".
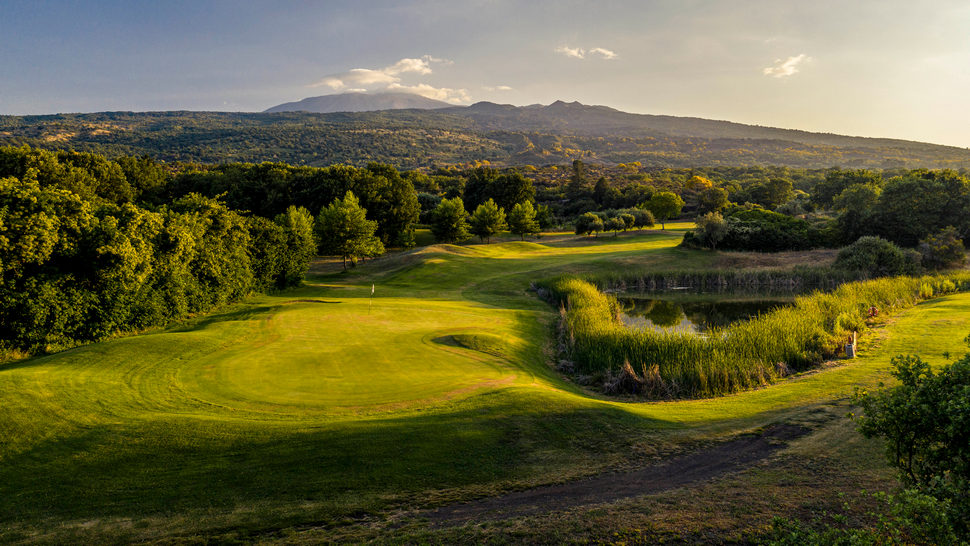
[{"xmin": 2, "ymin": 0, "xmax": 969, "ymax": 147}]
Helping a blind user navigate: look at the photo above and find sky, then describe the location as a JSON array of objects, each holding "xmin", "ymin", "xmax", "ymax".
[{"xmin": 2, "ymin": 0, "xmax": 969, "ymax": 147}]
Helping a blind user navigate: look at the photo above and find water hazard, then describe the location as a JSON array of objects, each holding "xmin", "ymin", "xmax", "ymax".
[{"xmin": 617, "ymin": 296, "xmax": 793, "ymax": 335}]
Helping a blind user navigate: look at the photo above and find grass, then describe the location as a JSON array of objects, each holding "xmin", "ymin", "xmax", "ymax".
[
  {"xmin": 2, "ymin": 224, "xmax": 970, "ymax": 542},
  {"xmin": 545, "ymin": 273, "xmax": 970, "ymax": 398}
]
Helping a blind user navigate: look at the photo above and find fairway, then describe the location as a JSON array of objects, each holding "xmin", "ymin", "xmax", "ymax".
[{"xmin": 2, "ymin": 226, "xmax": 969, "ymax": 542}]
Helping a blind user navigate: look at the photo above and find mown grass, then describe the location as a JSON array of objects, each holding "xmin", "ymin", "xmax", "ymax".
[
  {"xmin": 545, "ymin": 273, "xmax": 970, "ymax": 398},
  {"xmin": 2, "ymin": 224, "xmax": 970, "ymax": 542}
]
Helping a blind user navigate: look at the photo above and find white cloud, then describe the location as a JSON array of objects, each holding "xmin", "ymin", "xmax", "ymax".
[
  {"xmin": 588, "ymin": 47, "xmax": 617, "ymax": 60},
  {"xmin": 555, "ymin": 45, "xmax": 586, "ymax": 59},
  {"xmin": 310, "ymin": 55, "xmax": 453, "ymax": 90},
  {"xmin": 483, "ymin": 85, "xmax": 513, "ymax": 91},
  {"xmin": 387, "ymin": 83, "xmax": 470, "ymax": 103},
  {"xmin": 555, "ymin": 45, "xmax": 617, "ymax": 60},
  {"xmin": 763, "ymin": 54, "xmax": 810, "ymax": 78}
]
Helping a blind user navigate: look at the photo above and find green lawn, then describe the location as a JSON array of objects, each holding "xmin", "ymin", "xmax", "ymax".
[{"xmin": 2, "ymin": 225, "xmax": 968, "ymax": 542}]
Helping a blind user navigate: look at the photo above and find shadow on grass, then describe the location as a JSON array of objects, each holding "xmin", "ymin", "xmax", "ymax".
[{"xmin": 0, "ymin": 391, "xmax": 672, "ymax": 536}]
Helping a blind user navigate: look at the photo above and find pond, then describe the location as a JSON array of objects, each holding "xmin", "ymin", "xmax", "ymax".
[{"xmin": 617, "ymin": 296, "xmax": 793, "ymax": 335}]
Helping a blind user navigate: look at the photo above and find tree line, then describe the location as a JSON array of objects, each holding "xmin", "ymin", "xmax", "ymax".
[{"xmin": 0, "ymin": 147, "xmax": 316, "ymax": 355}]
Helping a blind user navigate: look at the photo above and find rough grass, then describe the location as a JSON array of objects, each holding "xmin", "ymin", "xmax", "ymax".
[{"xmin": 3, "ymin": 225, "xmax": 970, "ymax": 542}]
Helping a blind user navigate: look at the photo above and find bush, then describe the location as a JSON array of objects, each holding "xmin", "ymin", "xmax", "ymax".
[
  {"xmin": 699, "ymin": 208, "xmax": 831, "ymax": 252},
  {"xmin": 919, "ymin": 226, "xmax": 967, "ymax": 270},
  {"xmin": 853, "ymin": 350, "xmax": 970, "ymax": 540},
  {"xmin": 835, "ymin": 236, "xmax": 922, "ymax": 277},
  {"xmin": 575, "ymin": 212, "xmax": 604, "ymax": 236}
]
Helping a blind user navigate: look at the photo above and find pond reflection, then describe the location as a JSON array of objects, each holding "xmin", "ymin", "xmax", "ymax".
[{"xmin": 618, "ymin": 297, "xmax": 793, "ymax": 334}]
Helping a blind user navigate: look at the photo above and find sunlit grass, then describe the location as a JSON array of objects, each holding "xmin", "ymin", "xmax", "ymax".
[{"xmin": 2, "ymin": 227, "xmax": 969, "ymax": 542}]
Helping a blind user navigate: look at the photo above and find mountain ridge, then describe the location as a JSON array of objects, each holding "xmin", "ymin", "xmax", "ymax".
[
  {"xmin": 2, "ymin": 97, "xmax": 969, "ymax": 169},
  {"xmin": 264, "ymin": 91, "xmax": 454, "ymax": 113}
]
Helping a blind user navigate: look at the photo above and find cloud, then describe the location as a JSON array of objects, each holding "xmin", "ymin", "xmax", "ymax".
[
  {"xmin": 555, "ymin": 45, "xmax": 617, "ymax": 60},
  {"xmin": 307, "ymin": 55, "xmax": 467, "ymax": 103},
  {"xmin": 763, "ymin": 54, "xmax": 810, "ymax": 78},
  {"xmin": 483, "ymin": 85, "xmax": 513, "ymax": 91},
  {"xmin": 588, "ymin": 47, "xmax": 617, "ymax": 60},
  {"xmin": 387, "ymin": 83, "xmax": 470, "ymax": 103},
  {"xmin": 555, "ymin": 46, "xmax": 586, "ymax": 59}
]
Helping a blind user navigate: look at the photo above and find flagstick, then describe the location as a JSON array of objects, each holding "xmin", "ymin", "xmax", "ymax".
[{"xmin": 369, "ymin": 283, "xmax": 374, "ymax": 314}]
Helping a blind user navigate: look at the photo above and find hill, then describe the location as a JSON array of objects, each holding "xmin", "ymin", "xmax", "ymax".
[
  {"xmin": 264, "ymin": 91, "xmax": 454, "ymax": 113},
  {"xmin": 2, "ymin": 101, "xmax": 969, "ymax": 169}
]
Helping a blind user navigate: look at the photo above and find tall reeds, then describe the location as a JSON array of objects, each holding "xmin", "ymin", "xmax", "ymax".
[{"xmin": 541, "ymin": 272, "xmax": 970, "ymax": 399}]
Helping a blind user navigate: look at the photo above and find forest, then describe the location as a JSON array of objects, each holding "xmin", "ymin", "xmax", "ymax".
[{"xmin": 3, "ymin": 106, "xmax": 970, "ymax": 170}]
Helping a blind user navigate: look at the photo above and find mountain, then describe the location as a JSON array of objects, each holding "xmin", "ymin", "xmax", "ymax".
[
  {"xmin": 2, "ymin": 101, "xmax": 969, "ymax": 169},
  {"xmin": 264, "ymin": 92, "xmax": 454, "ymax": 113}
]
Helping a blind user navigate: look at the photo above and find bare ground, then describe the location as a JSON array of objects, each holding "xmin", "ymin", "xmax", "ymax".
[{"xmin": 427, "ymin": 423, "xmax": 810, "ymax": 527}]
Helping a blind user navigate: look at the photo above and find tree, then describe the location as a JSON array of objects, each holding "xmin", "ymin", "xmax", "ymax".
[
  {"xmin": 469, "ymin": 199, "xmax": 507, "ymax": 243},
  {"xmin": 508, "ymin": 201, "xmax": 540, "ymax": 240},
  {"xmin": 429, "ymin": 197, "xmax": 470, "ymax": 244},
  {"xmin": 463, "ymin": 167, "xmax": 535, "ymax": 212},
  {"xmin": 574, "ymin": 212, "xmax": 604, "ymax": 236},
  {"xmin": 919, "ymin": 226, "xmax": 967, "ymax": 270},
  {"xmin": 645, "ymin": 192, "xmax": 685, "ymax": 229},
  {"xmin": 604, "ymin": 216, "xmax": 624, "ymax": 236},
  {"xmin": 566, "ymin": 159, "xmax": 591, "ymax": 201},
  {"xmin": 855, "ymin": 351, "xmax": 970, "ymax": 538},
  {"xmin": 618, "ymin": 213, "xmax": 636, "ymax": 231},
  {"xmin": 315, "ymin": 191, "xmax": 384, "ymax": 270},
  {"xmin": 697, "ymin": 186, "xmax": 729, "ymax": 214},
  {"xmin": 593, "ymin": 177, "xmax": 609, "ymax": 205},
  {"xmin": 274, "ymin": 205, "xmax": 317, "ymax": 287},
  {"xmin": 535, "ymin": 203, "xmax": 555, "ymax": 229},
  {"xmin": 629, "ymin": 208, "xmax": 655, "ymax": 229},
  {"xmin": 695, "ymin": 212, "xmax": 728, "ymax": 250}
]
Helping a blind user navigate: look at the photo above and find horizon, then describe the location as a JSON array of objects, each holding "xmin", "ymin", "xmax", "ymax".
[{"xmin": 2, "ymin": 0, "xmax": 969, "ymax": 147}]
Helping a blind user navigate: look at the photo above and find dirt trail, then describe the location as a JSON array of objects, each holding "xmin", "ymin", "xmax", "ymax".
[{"xmin": 429, "ymin": 424, "xmax": 809, "ymax": 526}]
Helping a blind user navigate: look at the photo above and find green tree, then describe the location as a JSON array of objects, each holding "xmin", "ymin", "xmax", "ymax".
[
  {"xmin": 535, "ymin": 203, "xmax": 555, "ymax": 229},
  {"xmin": 315, "ymin": 191, "xmax": 384, "ymax": 270},
  {"xmin": 274, "ymin": 205, "xmax": 317, "ymax": 287},
  {"xmin": 697, "ymin": 186, "xmax": 729, "ymax": 214},
  {"xmin": 855, "ymin": 351, "xmax": 970, "ymax": 538},
  {"xmin": 429, "ymin": 197, "xmax": 470, "ymax": 244},
  {"xmin": 593, "ymin": 177, "xmax": 609, "ymax": 205},
  {"xmin": 629, "ymin": 208, "xmax": 655, "ymax": 229},
  {"xmin": 919, "ymin": 226, "xmax": 967, "ymax": 270},
  {"xmin": 645, "ymin": 192, "xmax": 685, "ymax": 229},
  {"xmin": 508, "ymin": 201, "xmax": 540, "ymax": 240},
  {"xmin": 695, "ymin": 212, "xmax": 728, "ymax": 250},
  {"xmin": 574, "ymin": 212, "xmax": 604, "ymax": 236},
  {"xmin": 604, "ymin": 216, "xmax": 624, "ymax": 236},
  {"xmin": 469, "ymin": 199, "xmax": 507, "ymax": 243},
  {"xmin": 618, "ymin": 213, "xmax": 636, "ymax": 231},
  {"xmin": 566, "ymin": 159, "xmax": 591, "ymax": 201}
]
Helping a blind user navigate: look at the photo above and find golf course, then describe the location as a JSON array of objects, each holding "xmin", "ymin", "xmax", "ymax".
[{"xmin": 2, "ymin": 225, "xmax": 969, "ymax": 543}]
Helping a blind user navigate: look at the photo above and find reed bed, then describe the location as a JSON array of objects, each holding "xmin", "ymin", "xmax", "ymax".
[
  {"xmin": 593, "ymin": 266, "xmax": 865, "ymax": 294},
  {"xmin": 541, "ymin": 272, "xmax": 970, "ymax": 399}
]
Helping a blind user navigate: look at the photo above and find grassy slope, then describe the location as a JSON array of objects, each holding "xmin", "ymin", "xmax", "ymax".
[{"xmin": 1, "ymin": 224, "xmax": 968, "ymax": 542}]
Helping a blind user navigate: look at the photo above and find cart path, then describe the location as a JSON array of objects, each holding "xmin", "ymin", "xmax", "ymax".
[{"xmin": 428, "ymin": 423, "xmax": 810, "ymax": 526}]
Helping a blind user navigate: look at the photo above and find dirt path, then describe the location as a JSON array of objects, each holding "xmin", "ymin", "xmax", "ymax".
[{"xmin": 428, "ymin": 424, "xmax": 810, "ymax": 526}]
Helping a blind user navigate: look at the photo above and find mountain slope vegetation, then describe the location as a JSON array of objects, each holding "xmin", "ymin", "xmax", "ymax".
[{"xmin": 3, "ymin": 100, "xmax": 969, "ymax": 169}]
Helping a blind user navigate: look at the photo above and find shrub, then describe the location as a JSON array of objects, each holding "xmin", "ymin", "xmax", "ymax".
[
  {"xmin": 575, "ymin": 212, "xmax": 604, "ymax": 236},
  {"xmin": 835, "ymin": 236, "xmax": 922, "ymax": 277},
  {"xmin": 919, "ymin": 226, "xmax": 967, "ymax": 270},
  {"xmin": 854, "ymin": 350, "xmax": 970, "ymax": 539}
]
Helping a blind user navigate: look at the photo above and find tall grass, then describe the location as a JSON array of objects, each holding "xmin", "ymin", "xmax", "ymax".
[
  {"xmin": 541, "ymin": 272, "xmax": 970, "ymax": 399},
  {"xmin": 593, "ymin": 266, "xmax": 864, "ymax": 294}
]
